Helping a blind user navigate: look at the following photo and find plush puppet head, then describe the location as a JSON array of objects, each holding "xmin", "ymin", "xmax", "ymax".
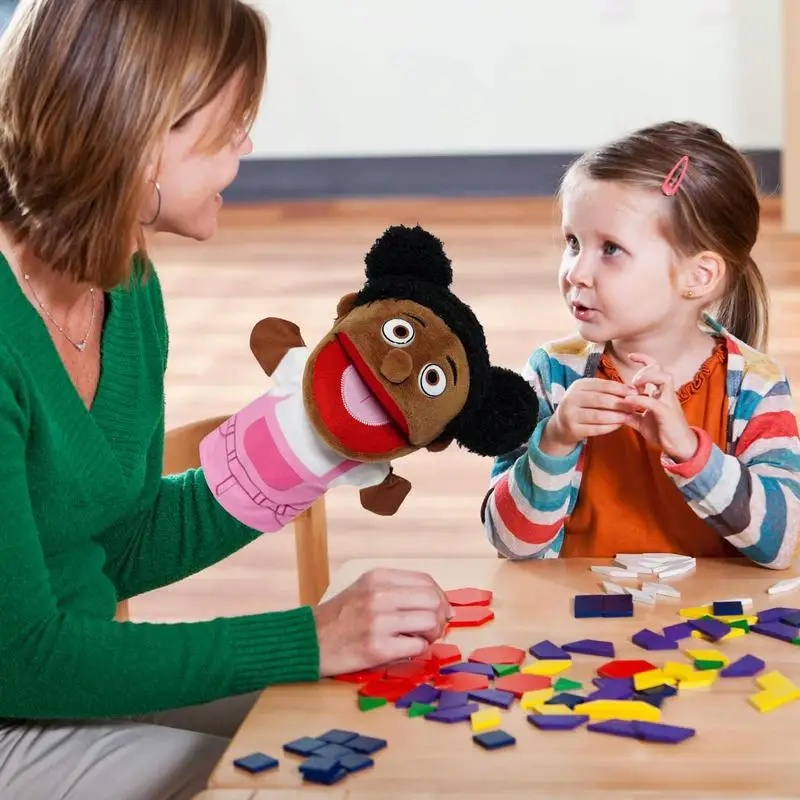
[{"xmin": 298, "ymin": 224, "xmax": 538, "ymax": 462}]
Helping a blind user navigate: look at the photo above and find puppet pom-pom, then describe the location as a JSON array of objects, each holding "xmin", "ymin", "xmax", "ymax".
[
  {"xmin": 364, "ymin": 224, "xmax": 453, "ymax": 288},
  {"xmin": 455, "ymin": 367, "xmax": 539, "ymax": 457}
]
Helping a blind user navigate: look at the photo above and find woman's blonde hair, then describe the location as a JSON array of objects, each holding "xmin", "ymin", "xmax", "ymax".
[
  {"xmin": 0, "ymin": 0, "xmax": 267, "ymax": 290},
  {"xmin": 561, "ymin": 121, "xmax": 769, "ymax": 351}
]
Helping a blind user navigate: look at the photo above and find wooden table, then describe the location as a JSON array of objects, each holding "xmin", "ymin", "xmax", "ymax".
[{"xmin": 209, "ymin": 557, "xmax": 800, "ymax": 798}]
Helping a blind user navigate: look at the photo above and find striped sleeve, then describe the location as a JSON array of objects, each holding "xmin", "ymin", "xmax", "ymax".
[
  {"xmin": 661, "ymin": 379, "xmax": 800, "ymax": 569},
  {"xmin": 482, "ymin": 349, "xmax": 582, "ymax": 560}
]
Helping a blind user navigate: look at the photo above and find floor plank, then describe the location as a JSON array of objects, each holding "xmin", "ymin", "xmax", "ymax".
[{"xmin": 130, "ymin": 196, "xmax": 800, "ymax": 621}]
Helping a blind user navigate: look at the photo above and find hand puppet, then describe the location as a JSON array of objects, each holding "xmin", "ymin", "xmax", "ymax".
[{"xmin": 199, "ymin": 224, "xmax": 538, "ymax": 532}]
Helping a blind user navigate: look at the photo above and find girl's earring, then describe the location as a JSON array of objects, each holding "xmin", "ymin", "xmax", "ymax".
[
  {"xmin": 142, "ymin": 179, "xmax": 162, "ymax": 226},
  {"xmin": 684, "ymin": 289, "xmax": 694, "ymax": 298}
]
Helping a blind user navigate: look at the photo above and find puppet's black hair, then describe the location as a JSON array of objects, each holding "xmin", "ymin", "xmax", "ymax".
[{"xmin": 352, "ymin": 224, "xmax": 538, "ymax": 456}]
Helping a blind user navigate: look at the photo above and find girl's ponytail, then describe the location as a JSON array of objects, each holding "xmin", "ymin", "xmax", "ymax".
[{"xmin": 714, "ymin": 255, "xmax": 769, "ymax": 351}]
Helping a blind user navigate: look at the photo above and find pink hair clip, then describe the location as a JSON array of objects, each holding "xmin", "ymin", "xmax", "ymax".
[{"xmin": 661, "ymin": 155, "xmax": 689, "ymax": 196}]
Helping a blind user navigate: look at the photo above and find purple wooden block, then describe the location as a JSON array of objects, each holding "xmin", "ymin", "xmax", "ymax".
[
  {"xmin": 574, "ymin": 594, "xmax": 606, "ymax": 619},
  {"xmin": 562, "ymin": 639, "xmax": 615, "ymax": 658},
  {"xmin": 751, "ymin": 621, "xmax": 799, "ymax": 644},
  {"xmin": 689, "ymin": 617, "xmax": 731, "ymax": 641},
  {"xmin": 756, "ymin": 607, "xmax": 800, "ymax": 624},
  {"xmin": 631, "ymin": 628, "xmax": 678, "ymax": 651},
  {"xmin": 662, "ymin": 621, "xmax": 694, "ymax": 641},
  {"xmin": 781, "ymin": 610, "xmax": 800, "ymax": 627},
  {"xmin": 527, "ymin": 714, "xmax": 589, "ymax": 730},
  {"xmin": 395, "ymin": 684, "xmax": 440, "ymax": 708},
  {"xmin": 586, "ymin": 720, "xmax": 638, "ymax": 738},
  {"xmin": 720, "ymin": 654, "xmax": 766, "ymax": 678},
  {"xmin": 439, "ymin": 662, "xmax": 496, "ymax": 678},
  {"xmin": 424, "ymin": 703, "xmax": 480, "ymax": 723},
  {"xmin": 529, "ymin": 640, "xmax": 571, "ymax": 660},
  {"xmin": 437, "ymin": 691, "xmax": 469, "ymax": 710},
  {"xmin": 592, "ymin": 677, "xmax": 634, "ymax": 690},
  {"xmin": 468, "ymin": 689, "xmax": 515, "ymax": 709},
  {"xmin": 586, "ymin": 683, "xmax": 635, "ymax": 701},
  {"xmin": 634, "ymin": 721, "xmax": 695, "ymax": 744}
]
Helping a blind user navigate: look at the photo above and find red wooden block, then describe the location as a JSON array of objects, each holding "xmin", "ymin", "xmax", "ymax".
[
  {"xmin": 384, "ymin": 660, "xmax": 438, "ymax": 681},
  {"xmin": 433, "ymin": 672, "xmax": 491, "ymax": 692},
  {"xmin": 421, "ymin": 643, "xmax": 462, "ymax": 667},
  {"xmin": 448, "ymin": 606, "xmax": 495, "ymax": 628},
  {"xmin": 597, "ymin": 660, "xmax": 658, "ymax": 680},
  {"xmin": 494, "ymin": 673, "xmax": 552, "ymax": 697},
  {"xmin": 445, "ymin": 588, "xmax": 493, "ymax": 606},
  {"xmin": 332, "ymin": 667, "xmax": 386, "ymax": 684},
  {"xmin": 358, "ymin": 678, "xmax": 419, "ymax": 702},
  {"xmin": 469, "ymin": 646, "xmax": 526, "ymax": 666}
]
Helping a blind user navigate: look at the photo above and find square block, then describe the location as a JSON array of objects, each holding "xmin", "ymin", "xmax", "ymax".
[
  {"xmin": 713, "ymin": 600, "xmax": 744, "ymax": 616},
  {"xmin": 603, "ymin": 593, "xmax": 634, "ymax": 617},
  {"xmin": 574, "ymin": 595, "xmax": 606, "ymax": 618},
  {"xmin": 233, "ymin": 752, "xmax": 279, "ymax": 773},
  {"xmin": 283, "ymin": 737, "xmax": 326, "ymax": 757},
  {"xmin": 473, "ymin": 729, "xmax": 516, "ymax": 749}
]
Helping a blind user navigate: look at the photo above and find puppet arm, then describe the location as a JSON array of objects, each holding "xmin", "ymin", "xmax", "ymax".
[{"xmin": 250, "ymin": 318, "xmax": 308, "ymax": 387}]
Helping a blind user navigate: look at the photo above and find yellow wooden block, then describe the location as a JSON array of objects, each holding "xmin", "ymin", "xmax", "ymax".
[
  {"xmin": 531, "ymin": 703, "xmax": 574, "ymax": 715},
  {"xmin": 711, "ymin": 614, "xmax": 758, "ymax": 625},
  {"xmin": 572, "ymin": 700, "xmax": 660, "ymax": 722},
  {"xmin": 520, "ymin": 688, "xmax": 555, "ymax": 711},
  {"xmin": 720, "ymin": 627, "xmax": 746, "ymax": 641},
  {"xmin": 471, "ymin": 708, "xmax": 502, "ymax": 733},
  {"xmin": 685, "ymin": 649, "xmax": 730, "ymax": 666},
  {"xmin": 748, "ymin": 688, "xmax": 800, "ymax": 713},
  {"xmin": 678, "ymin": 670, "xmax": 718, "ymax": 690},
  {"xmin": 633, "ymin": 669, "xmax": 676, "ymax": 691},
  {"xmin": 679, "ymin": 605, "xmax": 712, "ymax": 619},
  {"xmin": 663, "ymin": 662, "xmax": 695, "ymax": 681},
  {"xmin": 756, "ymin": 671, "xmax": 798, "ymax": 694},
  {"xmin": 522, "ymin": 660, "xmax": 572, "ymax": 677}
]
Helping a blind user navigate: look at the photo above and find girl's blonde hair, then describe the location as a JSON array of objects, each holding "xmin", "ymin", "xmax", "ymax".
[
  {"xmin": 0, "ymin": 0, "xmax": 267, "ymax": 290},
  {"xmin": 561, "ymin": 121, "xmax": 769, "ymax": 351}
]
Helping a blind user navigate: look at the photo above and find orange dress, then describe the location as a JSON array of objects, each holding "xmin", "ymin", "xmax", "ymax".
[{"xmin": 560, "ymin": 340, "xmax": 742, "ymax": 558}]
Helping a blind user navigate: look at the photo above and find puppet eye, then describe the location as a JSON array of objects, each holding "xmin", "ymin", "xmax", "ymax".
[
  {"xmin": 382, "ymin": 318, "xmax": 415, "ymax": 346},
  {"xmin": 419, "ymin": 364, "xmax": 447, "ymax": 397}
]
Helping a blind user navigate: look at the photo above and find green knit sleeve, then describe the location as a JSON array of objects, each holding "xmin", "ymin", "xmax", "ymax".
[{"xmin": 0, "ymin": 340, "xmax": 319, "ymax": 721}]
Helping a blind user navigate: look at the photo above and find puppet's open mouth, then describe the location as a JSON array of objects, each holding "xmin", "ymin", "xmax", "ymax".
[{"xmin": 311, "ymin": 334, "xmax": 409, "ymax": 454}]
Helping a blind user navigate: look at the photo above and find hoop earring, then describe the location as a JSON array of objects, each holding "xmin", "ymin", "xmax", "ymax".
[{"xmin": 142, "ymin": 180, "xmax": 162, "ymax": 226}]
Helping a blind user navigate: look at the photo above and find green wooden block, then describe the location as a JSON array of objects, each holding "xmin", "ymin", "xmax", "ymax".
[
  {"xmin": 729, "ymin": 619, "xmax": 750, "ymax": 632},
  {"xmin": 408, "ymin": 702, "xmax": 437, "ymax": 718},
  {"xmin": 554, "ymin": 677, "xmax": 582, "ymax": 692},
  {"xmin": 359, "ymin": 695, "xmax": 387, "ymax": 712},
  {"xmin": 694, "ymin": 659, "xmax": 725, "ymax": 671},
  {"xmin": 793, "ymin": 637, "xmax": 800, "ymax": 645},
  {"xmin": 493, "ymin": 664, "xmax": 520, "ymax": 677}
]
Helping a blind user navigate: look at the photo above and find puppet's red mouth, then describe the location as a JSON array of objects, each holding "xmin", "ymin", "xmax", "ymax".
[{"xmin": 311, "ymin": 334, "xmax": 409, "ymax": 455}]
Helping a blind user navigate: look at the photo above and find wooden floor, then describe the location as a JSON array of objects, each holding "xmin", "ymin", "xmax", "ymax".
[{"xmin": 131, "ymin": 196, "xmax": 800, "ymax": 622}]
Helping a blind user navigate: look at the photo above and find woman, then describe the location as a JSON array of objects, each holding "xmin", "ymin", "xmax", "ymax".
[{"xmin": 0, "ymin": 2, "xmax": 450, "ymax": 797}]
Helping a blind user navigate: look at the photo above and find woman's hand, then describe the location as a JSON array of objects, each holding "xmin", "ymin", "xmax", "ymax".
[
  {"xmin": 620, "ymin": 353, "xmax": 699, "ymax": 462},
  {"xmin": 312, "ymin": 568, "xmax": 452, "ymax": 678}
]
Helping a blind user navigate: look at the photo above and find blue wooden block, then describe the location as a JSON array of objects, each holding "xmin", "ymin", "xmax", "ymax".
[
  {"xmin": 587, "ymin": 719, "xmax": 638, "ymax": 738},
  {"xmin": 544, "ymin": 692, "xmax": 585, "ymax": 709},
  {"xmin": 302, "ymin": 766, "xmax": 348, "ymax": 786},
  {"xmin": 689, "ymin": 616, "xmax": 731, "ymax": 641},
  {"xmin": 437, "ymin": 690, "xmax": 470, "ymax": 709},
  {"xmin": 283, "ymin": 736, "xmax": 326, "ymax": 757},
  {"xmin": 635, "ymin": 721, "xmax": 695, "ymax": 744},
  {"xmin": 346, "ymin": 735, "xmax": 388, "ymax": 754},
  {"xmin": 602, "ymin": 593, "xmax": 634, "ymax": 618},
  {"xmin": 473, "ymin": 729, "xmax": 516, "ymax": 749},
  {"xmin": 339, "ymin": 752, "xmax": 374, "ymax": 773},
  {"xmin": 313, "ymin": 743, "xmax": 355, "ymax": 762},
  {"xmin": 574, "ymin": 594, "xmax": 606, "ymax": 619},
  {"xmin": 712, "ymin": 600, "xmax": 744, "ymax": 616},
  {"xmin": 318, "ymin": 729, "xmax": 359, "ymax": 745},
  {"xmin": 720, "ymin": 654, "xmax": 766, "ymax": 678},
  {"xmin": 562, "ymin": 639, "xmax": 615, "ymax": 658},
  {"xmin": 529, "ymin": 640, "xmax": 571, "ymax": 660},
  {"xmin": 299, "ymin": 756, "xmax": 340, "ymax": 776},
  {"xmin": 233, "ymin": 752, "xmax": 279, "ymax": 773}
]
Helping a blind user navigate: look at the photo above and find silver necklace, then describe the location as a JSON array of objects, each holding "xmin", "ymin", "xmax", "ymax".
[{"xmin": 23, "ymin": 272, "xmax": 97, "ymax": 352}]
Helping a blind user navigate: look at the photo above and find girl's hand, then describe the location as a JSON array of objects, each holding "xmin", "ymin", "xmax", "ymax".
[
  {"xmin": 620, "ymin": 353, "xmax": 699, "ymax": 462},
  {"xmin": 540, "ymin": 378, "xmax": 634, "ymax": 456}
]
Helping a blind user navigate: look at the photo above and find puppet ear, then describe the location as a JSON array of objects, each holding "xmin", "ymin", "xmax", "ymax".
[
  {"xmin": 336, "ymin": 292, "xmax": 359, "ymax": 319},
  {"xmin": 364, "ymin": 224, "xmax": 452, "ymax": 288},
  {"xmin": 455, "ymin": 367, "xmax": 538, "ymax": 457}
]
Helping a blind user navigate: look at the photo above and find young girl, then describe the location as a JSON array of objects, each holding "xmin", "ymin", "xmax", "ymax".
[{"xmin": 483, "ymin": 121, "xmax": 800, "ymax": 569}]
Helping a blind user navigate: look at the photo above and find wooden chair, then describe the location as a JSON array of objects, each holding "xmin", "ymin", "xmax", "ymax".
[{"xmin": 114, "ymin": 416, "xmax": 330, "ymax": 622}]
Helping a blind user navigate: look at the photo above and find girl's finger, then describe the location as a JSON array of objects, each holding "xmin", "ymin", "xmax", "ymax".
[{"xmin": 620, "ymin": 394, "xmax": 661, "ymax": 415}]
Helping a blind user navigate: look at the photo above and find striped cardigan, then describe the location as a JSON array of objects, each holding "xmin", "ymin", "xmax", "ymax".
[{"xmin": 483, "ymin": 315, "xmax": 800, "ymax": 569}]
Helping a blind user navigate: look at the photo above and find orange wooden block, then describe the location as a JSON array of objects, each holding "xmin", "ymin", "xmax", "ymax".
[
  {"xmin": 597, "ymin": 660, "xmax": 658, "ymax": 680},
  {"xmin": 433, "ymin": 672, "xmax": 491, "ymax": 692},
  {"xmin": 358, "ymin": 678, "xmax": 418, "ymax": 702},
  {"xmin": 421, "ymin": 643, "xmax": 462, "ymax": 666},
  {"xmin": 447, "ymin": 606, "xmax": 495, "ymax": 627}
]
